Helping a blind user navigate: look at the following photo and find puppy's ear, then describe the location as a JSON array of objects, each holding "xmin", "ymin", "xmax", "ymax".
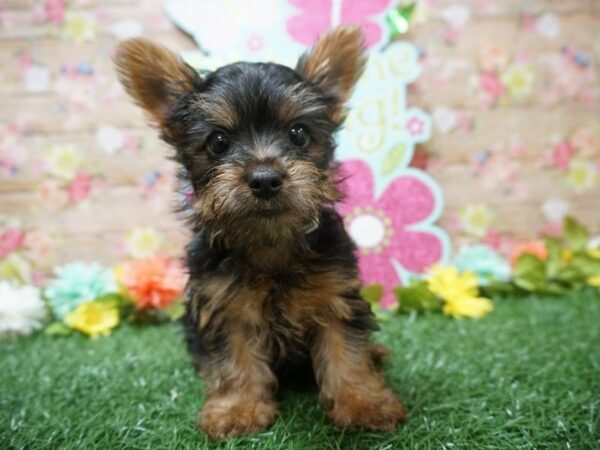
[
  {"xmin": 114, "ymin": 38, "xmax": 200, "ymax": 128},
  {"xmin": 296, "ymin": 25, "xmax": 366, "ymax": 123}
]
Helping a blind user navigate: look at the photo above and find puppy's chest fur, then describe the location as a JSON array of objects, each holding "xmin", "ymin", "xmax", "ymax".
[
  {"xmin": 183, "ymin": 208, "xmax": 369, "ymax": 372},
  {"xmin": 188, "ymin": 263, "xmax": 357, "ymax": 362}
]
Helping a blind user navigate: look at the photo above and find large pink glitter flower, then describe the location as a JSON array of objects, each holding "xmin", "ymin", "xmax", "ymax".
[
  {"xmin": 338, "ymin": 160, "xmax": 444, "ymax": 308},
  {"xmin": 287, "ymin": 0, "xmax": 392, "ymax": 48}
]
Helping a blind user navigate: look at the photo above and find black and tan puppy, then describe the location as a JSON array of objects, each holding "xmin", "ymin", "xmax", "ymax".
[{"xmin": 114, "ymin": 25, "xmax": 406, "ymax": 440}]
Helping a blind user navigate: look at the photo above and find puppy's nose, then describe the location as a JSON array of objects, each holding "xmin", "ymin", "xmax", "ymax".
[{"xmin": 248, "ymin": 168, "xmax": 283, "ymax": 200}]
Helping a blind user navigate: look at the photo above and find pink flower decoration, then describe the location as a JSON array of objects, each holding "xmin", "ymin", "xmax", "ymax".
[
  {"xmin": 68, "ymin": 172, "xmax": 93, "ymax": 202},
  {"xmin": 551, "ymin": 140, "xmax": 575, "ymax": 172},
  {"xmin": 520, "ymin": 12, "xmax": 536, "ymax": 32},
  {"xmin": 123, "ymin": 133, "xmax": 141, "ymax": 153},
  {"xmin": 38, "ymin": 180, "xmax": 69, "ymax": 210},
  {"xmin": 480, "ymin": 71, "xmax": 506, "ymax": 99},
  {"xmin": 338, "ymin": 160, "xmax": 444, "ymax": 308},
  {"xmin": 406, "ymin": 116, "xmax": 425, "ymax": 137},
  {"xmin": 0, "ymin": 229, "xmax": 25, "ymax": 257},
  {"xmin": 44, "ymin": 0, "xmax": 67, "ymax": 24},
  {"xmin": 455, "ymin": 112, "xmax": 474, "ymax": 134},
  {"xmin": 16, "ymin": 51, "xmax": 33, "ymax": 72},
  {"xmin": 286, "ymin": 0, "xmax": 392, "ymax": 48},
  {"xmin": 539, "ymin": 221, "xmax": 563, "ymax": 238},
  {"xmin": 443, "ymin": 27, "xmax": 461, "ymax": 45},
  {"xmin": 571, "ymin": 127, "xmax": 599, "ymax": 157},
  {"xmin": 483, "ymin": 228, "xmax": 502, "ymax": 250},
  {"xmin": 23, "ymin": 230, "xmax": 55, "ymax": 261},
  {"xmin": 247, "ymin": 35, "xmax": 264, "ymax": 52}
]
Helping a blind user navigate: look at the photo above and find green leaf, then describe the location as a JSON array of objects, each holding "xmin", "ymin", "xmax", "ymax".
[
  {"xmin": 393, "ymin": 280, "xmax": 441, "ymax": 314},
  {"xmin": 381, "ymin": 143, "xmax": 407, "ymax": 177},
  {"xmin": 564, "ymin": 216, "xmax": 589, "ymax": 251},
  {"xmin": 95, "ymin": 293, "xmax": 132, "ymax": 309},
  {"xmin": 130, "ymin": 308, "xmax": 171, "ymax": 324},
  {"xmin": 545, "ymin": 282, "xmax": 568, "ymax": 295},
  {"xmin": 480, "ymin": 280, "xmax": 520, "ymax": 297},
  {"xmin": 570, "ymin": 253, "xmax": 600, "ymax": 278},
  {"xmin": 513, "ymin": 254, "xmax": 547, "ymax": 292},
  {"xmin": 544, "ymin": 237, "xmax": 562, "ymax": 278},
  {"xmin": 361, "ymin": 284, "xmax": 384, "ymax": 306},
  {"xmin": 386, "ymin": 3, "xmax": 416, "ymax": 37},
  {"xmin": 166, "ymin": 300, "xmax": 185, "ymax": 321},
  {"xmin": 555, "ymin": 266, "xmax": 586, "ymax": 285},
  {"xmin": 44, "ymin": 322, "xmax": 72, "ymax": 336}
]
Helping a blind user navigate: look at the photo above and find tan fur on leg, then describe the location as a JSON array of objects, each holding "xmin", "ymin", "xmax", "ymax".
[
  {"xmin": 312, "ymin": 324, "xmax": 406, "ymax": 430},
  {"xmin": 198, "ymin": 325, "xmax": 278, "ymax": 440},
  {"xmin": 370, "ymin": 342, "xmax": 390, "ymax": 370}
]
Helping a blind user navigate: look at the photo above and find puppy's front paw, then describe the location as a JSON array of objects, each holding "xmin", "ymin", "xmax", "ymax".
[
  {"xmin": 327, "ymin": 389, "xmax": 407, "ymax": 431},
  {"xmin": 199, "ymin": 396, "xmax": 278, "ymax": 440}
]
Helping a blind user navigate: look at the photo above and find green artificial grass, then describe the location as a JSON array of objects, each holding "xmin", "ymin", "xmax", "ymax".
[{"xmin": 2, "ymin": 292, "xmax": 600, "ymax": 449}]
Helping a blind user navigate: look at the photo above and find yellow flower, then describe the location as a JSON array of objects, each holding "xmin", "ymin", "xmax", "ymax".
[
  {"xmin": 588, "ymin": 274, "xmax": 600, "ymax": 295},
  {"xmin": 65, "ymin": 301, "xmax": 119, "ymax": 338},
  {"xmin": 428, "ymin": 265, "xmax": 493, "ymax": 319},
  {"xmin": 0, "ymin": 254, "xmax": 32, "ymax": 284},
  {"xmin": 566, "ymin": 160, "xmax": 599, "ymax": 192},
  {"xmin": 45, "ymin": 145, "xmax": 82, "ymax": 180},
  {"xmin": 443, "ymin": 296, "xmax": 494, "ymax": 319},
  {"xmin": 427, "ymin": 265, "xmax": 478, "ymax": 301},
  {"xmin": 459, "ymin": 204, "xmax": 494, "ymax": 238},
  {"xmin": 125, "ymin": 227, "xmax": 163, "ymax": 259},
  {"xmin": 63, "ymin": 11, "xmax": 98, "ymax": 43},
  {"xmin": 501, "ymin": 65, "xmax": 535, "ymax": 100},
  {"xmin": 588, "ymin": 274, "xmax": 600, "ymax": 288},
  {"xmin": 561, "ymin": 249, "xmax": 573, "ymax": 265}
]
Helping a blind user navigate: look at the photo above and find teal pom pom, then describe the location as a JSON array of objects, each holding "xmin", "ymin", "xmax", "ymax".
[
  {"xmin": 454, "ymin": 244, "xmax": 511, "ymax": 285},
  {"xmin": 45, "ymin": 262, "xmax": 116, "ymax": 319}
]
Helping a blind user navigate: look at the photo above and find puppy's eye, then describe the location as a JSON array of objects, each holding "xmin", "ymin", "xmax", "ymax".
[
  {"xmin": 289, "ymin": 124, "xmax": 310, "ymax": 148},
  {"xmin": 207, "ymin": 131, "xmax": 230, "ymax": 155}
]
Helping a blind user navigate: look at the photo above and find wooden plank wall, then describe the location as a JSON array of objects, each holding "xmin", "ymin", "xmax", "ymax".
[{"xmin": 0, "ymin": 0, "xmax": 598, "ymax": 268}]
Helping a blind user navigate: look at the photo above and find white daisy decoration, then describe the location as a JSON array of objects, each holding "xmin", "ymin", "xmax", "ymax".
[{"xmin": 0, "ymin": 282, "xmax": 48, "ymax": 341}]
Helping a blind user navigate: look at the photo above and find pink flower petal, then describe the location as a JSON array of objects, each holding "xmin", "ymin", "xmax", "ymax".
[
  {"xmin": 551, "ymin": 140, "xmax": 575, "ymax": 172},
  {"xmin": 68, "ymin": 172, "xmax": 93, "ymax": 202},
  {"xmin": 337, "ymin": 160, "xmax": 445, "ymax": 305},
  {"xmin": 0, "ymin": 229, "xmax": 25, "ymax": 257},
  {"xmin": 340, "ymin": 0, "xmax": 391, "ymax": 47},
  {"xmin": 286, "ymin": 0, "xmax": 332, "ymax": 46},
  {"xmin": 480, "ymin": 71, "xmax": 506, "ymax": 98},
  {"xmin": 45, "ymin": 0, "xmax": 66, "ymax": 24},
  {"xmin": 337, "ymin": 160, "xmax": 375, "ymax": 216},
  {"xmin": 377, "ymin": 174, "xmax": 436, "ymax": 227},
  {"xmin": 357, "ymin": 251, "xmax": 400, "ymax": 309},
  {"xmin": 388, "ymin": 230, "xmax": 443, "ymax": 273},
  {"xmin": 350, "ymin": 22, "xmax": 382, "ymax": 48},
  {"xmin": 287, "ymin": 0, "xmax": 390, "ymax": 48}
]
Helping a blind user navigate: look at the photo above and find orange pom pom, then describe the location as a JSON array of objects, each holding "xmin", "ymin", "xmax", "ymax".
[
  {"xmin": 120, "ymin": 256, "xmax": 187, "ymax": 309},
  {"xmin": 510, "ymin": 240, "xmax": 548, "ymax": 267}
]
